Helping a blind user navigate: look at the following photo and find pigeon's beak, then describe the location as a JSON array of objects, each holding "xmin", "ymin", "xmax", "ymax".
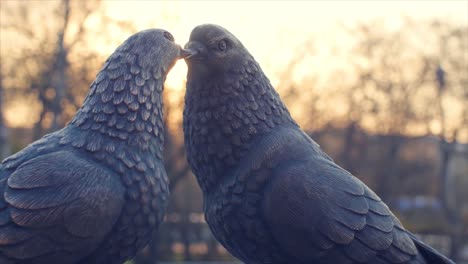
[
  {"xmin": 179, "ymin": 47, "xmax": 193, "ymax": 59},
  {"xmin": 183, "ymin": 41, "xmax": 204, "ymax": 60}
]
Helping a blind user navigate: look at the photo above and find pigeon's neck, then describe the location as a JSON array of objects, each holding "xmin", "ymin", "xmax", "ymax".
[
  {"xmin": 184, "ymin": 59, "xmax": 296, "ymax": 192},
  {"xmin": 69, "ymin": 52, "xmax": 166, "ymax": 159}
]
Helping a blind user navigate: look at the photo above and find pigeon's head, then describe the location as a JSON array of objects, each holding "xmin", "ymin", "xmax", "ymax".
[
  {"xmin": 184, "ymin": 24, "xmax": 251, "ymax": 78},
  {"xmin": 115, "ymin": 29, "xmax": 191, "ymax": 74}
]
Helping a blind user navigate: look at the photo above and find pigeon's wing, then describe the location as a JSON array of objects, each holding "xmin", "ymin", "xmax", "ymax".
[
  {"xmin": 260, "ymin": 130, "xmax": 422, "ymax": 264},
  {"xmin": 0, "ymin": 150, "xmax": 125, "ymax": 263}
]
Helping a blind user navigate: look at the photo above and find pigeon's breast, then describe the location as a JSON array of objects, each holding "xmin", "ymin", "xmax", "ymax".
[{"xmin": 81, "ymin": 160, "xmax": 169, "ymax": 263}]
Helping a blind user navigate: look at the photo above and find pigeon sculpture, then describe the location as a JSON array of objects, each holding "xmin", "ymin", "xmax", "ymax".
[
  {"xmin": 182, "ymin": 24, "xmax": 454, "ymax": 264},
  {"xmin": 0, "ymin": 29, "xmax": 188, "ymax": 264}
]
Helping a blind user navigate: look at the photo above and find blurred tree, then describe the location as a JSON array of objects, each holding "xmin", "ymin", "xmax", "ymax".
[
  {"xmin": 346, "ymin": 21, "xmax": 426, "ymax": 200},
  {"xmin": 276, "ymin": 39, "xmax": 329, "ymax": 132},
  {"xmin": 0, "ymin": 0, "xmax": 135, "ymax": 139},
  {"xmin": 428, "ymin": 20, "xmax": 467, "ymax": 261},
  {"xmin": 335, "ymin": 19, "xmax": 466, "ymax": 201}
]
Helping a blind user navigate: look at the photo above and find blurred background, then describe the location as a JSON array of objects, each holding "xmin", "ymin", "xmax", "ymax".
[{"xmin": 0, "ymin": 0, "xmax": 467, "ymax": 263}]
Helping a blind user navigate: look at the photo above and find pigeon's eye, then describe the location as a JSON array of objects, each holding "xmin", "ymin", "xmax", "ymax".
[
  {"xmin": 163, "ymin": 31, "xmax": 174, "ymax": 42},
  {"xmin": 218, "ymin": 40, "xmax": 227, "ymax": 51}
]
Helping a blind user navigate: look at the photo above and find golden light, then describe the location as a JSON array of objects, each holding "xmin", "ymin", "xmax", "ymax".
[
  {"xmin": 166, "ymin": 60, "xmax": 188, "ymax": 91},
  {"xmin": 4, "ymin": 99, "xmax": 41, "ymax": 128}
]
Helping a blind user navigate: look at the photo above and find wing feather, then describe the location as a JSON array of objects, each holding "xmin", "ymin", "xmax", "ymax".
[
  {"xmin": 261, "ymin": 129, "xmax": 419, "ymax": 263},
  {"xmin": 0, "ymin": 150, "xmax": 125, "ymax": 262}
]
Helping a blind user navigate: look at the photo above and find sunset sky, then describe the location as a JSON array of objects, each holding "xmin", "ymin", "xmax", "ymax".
[{"xmin": 99, "ymin": 1, "xmax": 468, "ymax": 88}]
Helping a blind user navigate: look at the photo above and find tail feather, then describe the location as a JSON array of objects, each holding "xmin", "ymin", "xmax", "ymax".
[{"xmin": 411, "ymin": 236, "xmax": 455, "ymax": 264}]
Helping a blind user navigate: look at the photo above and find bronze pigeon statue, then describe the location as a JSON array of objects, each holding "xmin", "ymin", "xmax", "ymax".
[
  {"xmin": 182, "ymin": 24, "xmax": 454, "ymax": 264},
  {"xmin": 0, "ymin": 29, "xmax": 188, "ymax": 264}
]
